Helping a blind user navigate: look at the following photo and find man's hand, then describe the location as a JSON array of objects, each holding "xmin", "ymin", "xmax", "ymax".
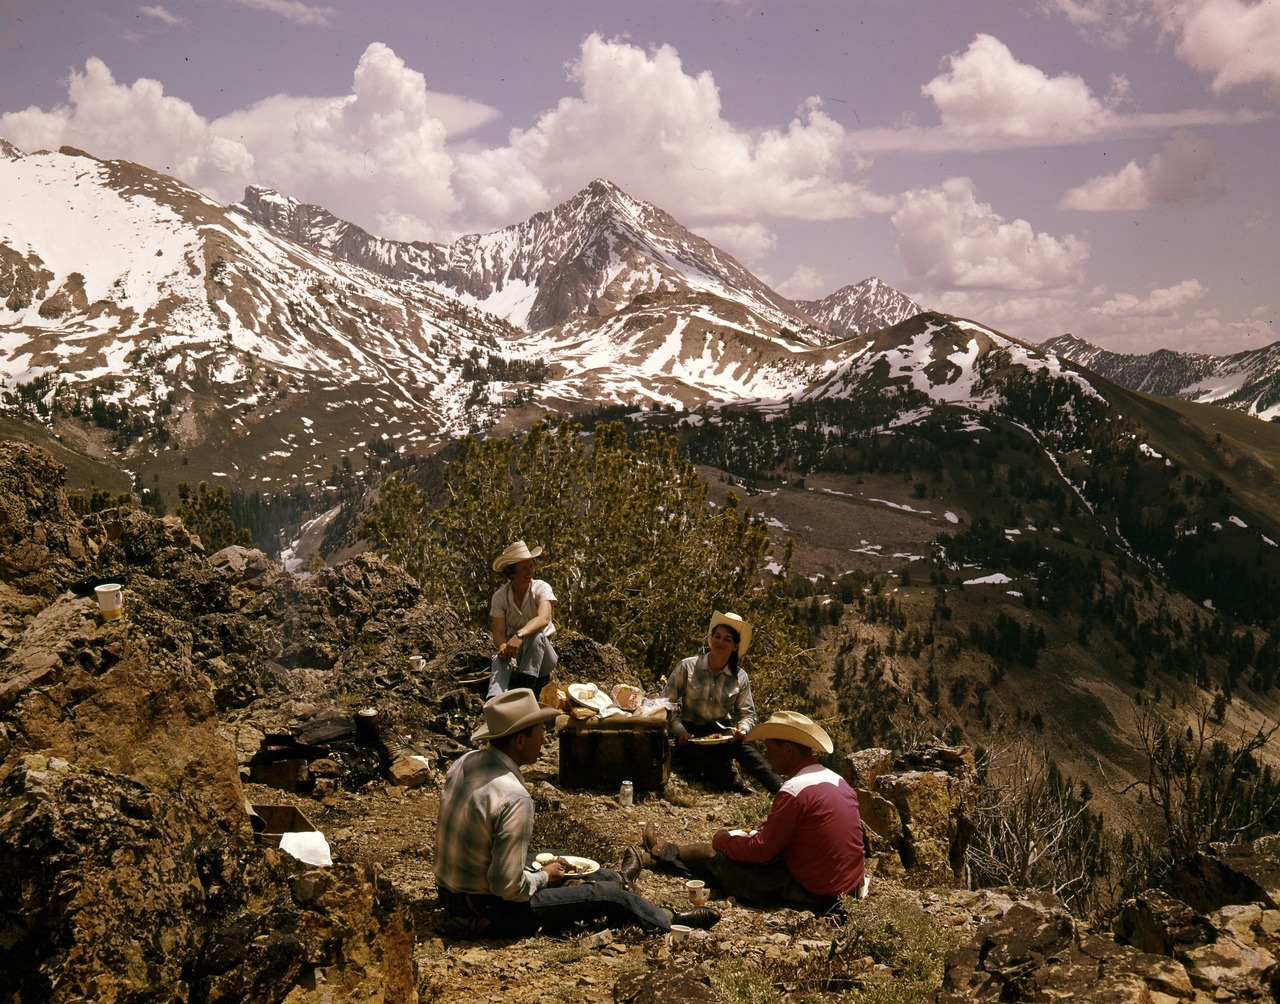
[
  {"xmin": 498, "ymin": 636, "xmax": 522, "ymax": 660},
  {"xmin": 676, "ymin": 732, "xmax": 691, "ymax": 746},
  {"xmin": 541, "ymin": 860, "xmax": 567, "ymax": 885},
  {"xmin": 731, "ymin": 726, "xmax": 747, "ymax": 740}
]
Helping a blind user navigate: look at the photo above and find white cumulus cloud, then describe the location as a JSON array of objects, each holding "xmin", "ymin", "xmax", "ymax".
[
  {"xmin": 923, "ymin": 33, "xmax": 1123, "ymax": 143},
  {"xmin": 456, "ymin": 34, "xmax": 886, "ymax": 232},
  {"xmin": 893, "ymin": 177, "xmax": 1089, "ymax": 292},
  {"xmin": 1089, "ymin": 279, "xmax": 1207, "ymax": 319},
  {"xmin": 1176, "ymin": 0, "xmax": 1280, "ymax": 101},
  {"xmin": 1058, "ymin": 130, "xmax": 1223, "ymax": 210}
]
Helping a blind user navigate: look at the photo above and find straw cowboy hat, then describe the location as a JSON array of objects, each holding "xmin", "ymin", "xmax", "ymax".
[
  {"xmin": 471, "ymin": 690, "xmax": 560, "ymax": 742},
  {"xmin": 707, "ymin": 611, "xmax": 752, "ymax": 656},
  {"xmin": 492, "ymin": 540, "xmax": 544, "ymax": 572},
  {"xmin": 746, "ymin": 711, "xmax": 833, "ymax": 754}
]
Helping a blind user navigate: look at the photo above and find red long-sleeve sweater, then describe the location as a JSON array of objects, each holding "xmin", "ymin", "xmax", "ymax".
[{"xmin": 712, "ymin": 758, "xmax": 864, "ymax": 896}]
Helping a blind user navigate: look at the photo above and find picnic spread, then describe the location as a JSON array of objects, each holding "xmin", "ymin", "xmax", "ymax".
[{"xmin": 542, "ymin": 681, "xmax": 673, "ymax": 791}]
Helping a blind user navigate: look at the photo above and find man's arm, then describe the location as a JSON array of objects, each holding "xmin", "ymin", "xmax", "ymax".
[
  {"xmin": 488, "ymin": 798, "xmax": 545, "ymax": 901},
  {"xmin": 713, "ymin": 791, "xmax": 799, "ymax": 863}
]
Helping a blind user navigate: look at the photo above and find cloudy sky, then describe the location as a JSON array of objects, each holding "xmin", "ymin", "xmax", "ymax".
[{"xmin": 1, "ymin": 0, "xmax": 1276, "ymax": 354}]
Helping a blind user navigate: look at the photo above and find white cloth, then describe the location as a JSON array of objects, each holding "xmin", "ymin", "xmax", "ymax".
[
  {"xmin": 490, "ymin": 579, "xmax": 556, "ymax": 637},
  {"xmin": 278, "ymin": 830, "xmax": 333, "ymax": 867}
]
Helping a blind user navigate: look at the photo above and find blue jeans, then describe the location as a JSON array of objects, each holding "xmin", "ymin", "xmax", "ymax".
[
  {"xmin": 487, "ymin": 630, "xmax": 558, "ymax": 698},
  {"xmin": 439, "ymin": 867, "xmax": 670, "ymax": 936}
]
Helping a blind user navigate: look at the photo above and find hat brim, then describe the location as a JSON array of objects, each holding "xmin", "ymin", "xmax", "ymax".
[
  {"xmin": 492, "ymin": 543, "xmax": 545, "ymax": 572},
  {"xmin": 472, "ymin": 704, "xmax": 560, "ymax": 742},
  {"xmin": 746, "ymin": 719, "xmax": 833, "ymax": 754}
]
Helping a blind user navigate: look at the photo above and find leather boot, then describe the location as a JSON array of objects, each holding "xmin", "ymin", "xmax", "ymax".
[
  {"xmin": 670, "ymin": 906, "xmax": 720, "ymax": 929},
  {"xmin": 618, "ymin": 845, "xmax": 644, "ymax": 890}
]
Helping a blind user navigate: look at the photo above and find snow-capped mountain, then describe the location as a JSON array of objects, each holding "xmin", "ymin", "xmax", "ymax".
[
  {"xmin": 239, "ymin": 179, "xmax": 817, "ymax": 336},
  {"xmin": 1, "ymin": 138, "xmax": 1131, "ymax": 494},
  {"xmin": 0, "ymin": 144, "xmax": 519, "ymax": 484},
  {"xmin": 797, "ymin": 277, "xmax": 924, "ymax": 342},
  {"xmin": 1043, "ymin": 333, "xmax": 1280, "ymax": 422}
]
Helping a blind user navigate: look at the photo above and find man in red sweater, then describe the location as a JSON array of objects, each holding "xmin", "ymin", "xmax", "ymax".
[{"xmin": 642, "ymin": 711, "xmax": 864, "ymax": 913}]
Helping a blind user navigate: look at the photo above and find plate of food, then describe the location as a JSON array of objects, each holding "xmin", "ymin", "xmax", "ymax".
[
  {"xmin": 688, "ymin": 733, "xmax": 734, "ymax": 745},
  {"xmin": 531, "ymin": 853, "xmax": 600, "ymax": 878}
]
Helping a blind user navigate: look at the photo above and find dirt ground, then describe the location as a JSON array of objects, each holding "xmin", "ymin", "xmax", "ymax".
[{"xmin": 245, "ymin": 745, "xmax": 877, "ymax": 1004}]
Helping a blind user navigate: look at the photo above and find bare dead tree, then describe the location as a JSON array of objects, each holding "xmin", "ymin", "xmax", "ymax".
[
  {"xmin": 967, "ymin": 741, "xmax": 1095, "ymax": 898},
  {"xmin": 1132, "ymin": 699, "xmax": 1280, "ymax": 862}
]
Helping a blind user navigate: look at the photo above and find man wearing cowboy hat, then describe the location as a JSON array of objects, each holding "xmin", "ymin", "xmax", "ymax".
[
  {"xmin": 661, "ymin": 611, "xmax": 782, "ymax": 795},
  {"xmin": 487, "ymin": 540, "xmax": 559, "ymax": 699},
  {"xmin": 433, "ymin": 691, "xmax": 720, "ymax": 936},
  {"xmin": 641, "ymin": 711, "xmax": 864, "ymax": 913}
]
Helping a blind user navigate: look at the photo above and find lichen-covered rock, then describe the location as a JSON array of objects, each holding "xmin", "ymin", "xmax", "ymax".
[
  {"xmin": 0, "ymin": 758, "xmax": 416, "ymax": 1003},
  {"xmin": 875, "ymin": 769, "xmax": 962, "ymax": 876}
]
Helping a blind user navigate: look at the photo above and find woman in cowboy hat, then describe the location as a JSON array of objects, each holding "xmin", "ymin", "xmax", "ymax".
[
  {"xmin": 487, "ymin": 540, "xmax": 559, "ymax": 698},
  {"xmin": 660, "ymin": 611, "xmax": 782, "ymax": 795},
  {"xmin": 640, "ymin": 710, "xmax": 865, "ymax": 914},
  {"xmin": 433, "ymin": 691, "xmax": 720, "ymax": 936}
]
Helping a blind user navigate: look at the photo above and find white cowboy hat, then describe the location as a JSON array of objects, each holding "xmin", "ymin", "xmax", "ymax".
[
  {"xmin": 566, "ymin": 682, "xmax": 612, "ymax": 713},
  {"xmin": 492, "ymin": 540, "xmax": 544, "ymax": 572},
  {"xmin": 471, "ymin": 690, "xmax": 561, "ymax": 742},
  {"xmin": 746, "ymin": 711, "xmax": 833, "ymax": 754},
  {"xmin": 707, "ymin": 611, "xmax": 752, "ymax": 656}
]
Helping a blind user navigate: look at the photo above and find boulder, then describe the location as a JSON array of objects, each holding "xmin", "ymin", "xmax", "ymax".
[
  {"xmin": 842, "ymin": 747, "xmax": 894, "ymax": 789},
  {"xmin": 1111, "ymin": 888, "xmax": 1216, "ymax": 958}
]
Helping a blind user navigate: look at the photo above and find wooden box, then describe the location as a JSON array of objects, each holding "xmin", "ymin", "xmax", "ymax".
[
  {"xmin": 249, "ymin": 803, "xmax": 318, "ymax": 847},
  {"xmin": 558, "ymin": 719, "xmax": 670, "ymax": 791}
]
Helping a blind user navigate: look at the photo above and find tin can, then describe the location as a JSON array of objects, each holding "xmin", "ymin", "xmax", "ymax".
[{"xmin": 619, "ymin": 780, "xmax": 634, "ymax": 807}]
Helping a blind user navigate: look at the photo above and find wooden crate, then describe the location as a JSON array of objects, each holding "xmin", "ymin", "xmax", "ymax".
[
  {"xmin": 558, "ymin": 720, "xmax": 670, "ymax": 791},
  {"xmin": 250, "ymin": 803, "xmax": 318, "ymax": 847}
]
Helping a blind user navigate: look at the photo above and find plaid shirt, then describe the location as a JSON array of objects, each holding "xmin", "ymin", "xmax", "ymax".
[
  {"xmin": 433, "ymin": 747, "xmax": 547, "ymax": 902},
  {"xmin": 661, "ymin": 652, "xmax": 758, "ymax": 738}
]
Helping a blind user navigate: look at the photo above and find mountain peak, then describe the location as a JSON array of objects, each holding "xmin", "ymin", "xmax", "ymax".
[{"xmin": 797, "ymin": 277, "xmax": 924, "ymax": 341}]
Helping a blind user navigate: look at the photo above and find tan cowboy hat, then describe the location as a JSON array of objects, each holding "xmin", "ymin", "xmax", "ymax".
[
  {"xmin": 566, "ymin": 682, "xmax": 612, "ymax": 713},
  {"xmin": 471, "ymin": 690, "xmax": 560, "ymax": 742},
  {"xmin": 492, "ymin": 540, "xmax": 544, "ymax": 572},
  {"xmin": 707, "ymin": 611, "xmax": 752, "ymax": 656},
  {"xmin": 746, "ymin": 711, "xmax": 833, "ymax": 754}
]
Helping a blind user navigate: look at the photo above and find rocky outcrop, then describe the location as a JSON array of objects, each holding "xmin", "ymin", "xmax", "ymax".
[
  {"xmin": 0, "ymin": 445, "xmax": 429, "ymax": 1002},
  {"xmin": 843, "ymin": 744, "xmax": 974, "ymax": 880}
]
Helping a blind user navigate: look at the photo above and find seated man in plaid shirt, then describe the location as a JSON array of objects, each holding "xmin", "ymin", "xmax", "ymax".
[
  {"xmin": 432, "ymin": 691, "xmax": 720, "ymax": 936},
  {"xmin": 661, "ymin": 611, "xmax": 782, "ymax": 795}
]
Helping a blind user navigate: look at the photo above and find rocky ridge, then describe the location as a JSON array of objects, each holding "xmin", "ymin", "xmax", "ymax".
[
  {"xmin": 1042, "ymin": 332, "xmax": 1280, "ymax": 423},
  {"xmin": 2, "ymin": 439, "xmax": 1280, "ymax": 1003}
]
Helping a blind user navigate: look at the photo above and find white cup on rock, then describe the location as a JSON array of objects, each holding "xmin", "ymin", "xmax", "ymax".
[
  {"xmin": 95, "ymin": 583, "xmax": 123, "ymax": 620},
  {"xmin": 668, "ymin": 924, "xmax": 692, "ymax": 944}
]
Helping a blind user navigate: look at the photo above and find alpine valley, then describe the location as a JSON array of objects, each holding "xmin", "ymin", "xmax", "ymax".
[{"xmin": 4, "ymin": 137, "xmax": 1280, "ymax": 832}]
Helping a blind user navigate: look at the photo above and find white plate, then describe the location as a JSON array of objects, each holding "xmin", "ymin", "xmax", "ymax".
[
  {"xmin": 688, "ymin": 734, "xmax": 733, "ymax": 745},
  {"xmin": 530, "ymin": 854, "xmax": 600, "ymax": 877}
]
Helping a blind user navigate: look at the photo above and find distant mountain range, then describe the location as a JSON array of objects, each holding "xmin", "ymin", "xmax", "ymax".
[{"xmin": 1042, "ymin": 333, "xmax": 1280, "ymax": 423}]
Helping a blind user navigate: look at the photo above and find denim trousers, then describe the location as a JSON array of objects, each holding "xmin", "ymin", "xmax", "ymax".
[
  {"xmin": 440, "ymin": 867, "xmax": 671, "ymax": 936},
  {"xmin": 487, "ymin": 629, "xmax": 558, "ymax": 699}
]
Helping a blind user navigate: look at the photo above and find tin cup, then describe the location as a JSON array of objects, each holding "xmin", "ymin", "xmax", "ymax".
[
  {"xmin": 668, "ymin": 924, "xmax": 692, "ymax": 944},
  {"xmin": 685, "ymin": 879, "xmax": 709, "ymax": 906},
  {"xmin": 95, "ymin": 583, "xmax": 124, "ymax": 620}
]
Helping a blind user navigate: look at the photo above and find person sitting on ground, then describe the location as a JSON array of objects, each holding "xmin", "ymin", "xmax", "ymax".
[
  {"xmin": 641, "ymin": 710, "xmax": 864, "ymax": 914},
  {"xmin": 432, "ymin": 690, "xmax": 721, "ymax": 937},
  {"xmin": 487, "ymin": 540, "xmax": 559, "ymax": 698},
  {"xmin": 661, "ymin": 611, "xmax": 782, "ymax": 794}
]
